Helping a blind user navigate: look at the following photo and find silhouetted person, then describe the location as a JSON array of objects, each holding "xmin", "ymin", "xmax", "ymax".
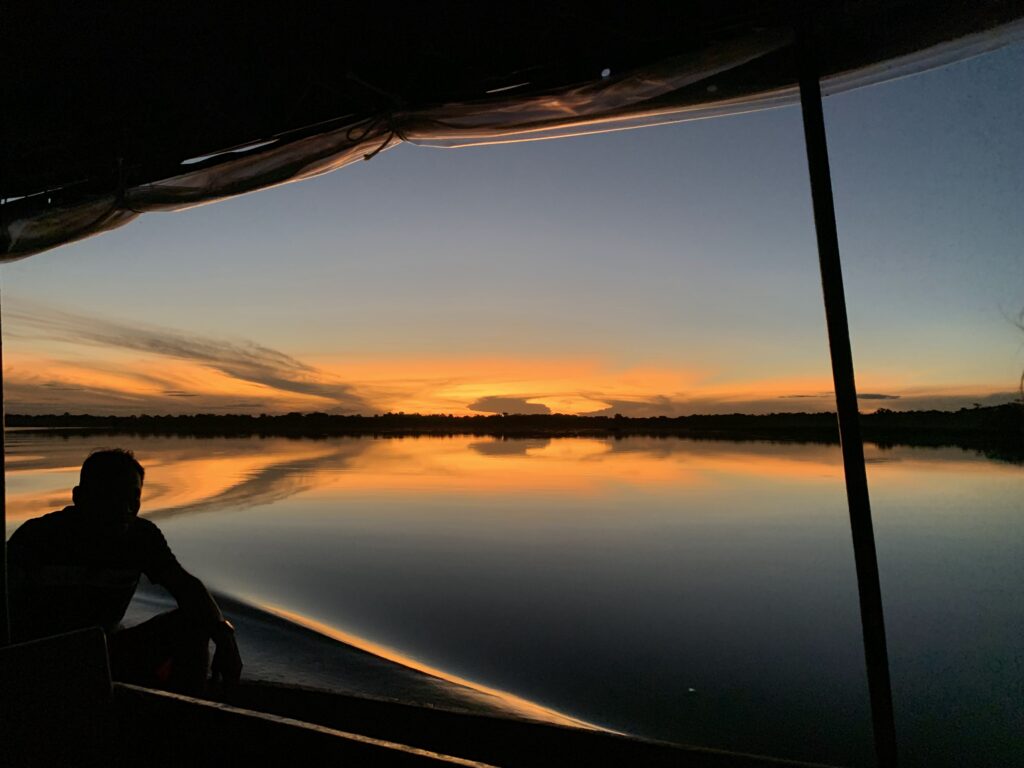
[{"xmin": 6, "ymin": 449, "xmax": 242, "ymax": 695}]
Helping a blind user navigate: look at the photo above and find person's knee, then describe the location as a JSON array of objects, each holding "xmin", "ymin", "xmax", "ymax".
[
  {"xmin": 108, "ymin": 610, "xmax": 208, "ymax": 691},
  {"xmin": 180, "ymin": 614, "xmax": 210, "ymax": 643}
]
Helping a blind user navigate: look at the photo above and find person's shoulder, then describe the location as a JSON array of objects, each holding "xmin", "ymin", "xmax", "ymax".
[
  {"xmin": 7, "ymin": 507, "xmax": 74, "ymax": 554},
  {"xmin": 9, "ymin": 507, "xmax": 74, "ymax": 541}
]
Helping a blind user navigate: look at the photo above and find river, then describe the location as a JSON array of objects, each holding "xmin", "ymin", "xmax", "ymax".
[{"xmin": 5, "ymin": 431, "xmax": 1022, "ymax": 766}]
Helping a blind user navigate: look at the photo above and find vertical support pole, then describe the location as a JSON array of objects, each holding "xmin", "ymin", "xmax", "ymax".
[
  {"xmin": 796, "ymin": 25, "xmax": 898, "ymax": 768},
  {"xmin": 0, "ymin": 271, "xmax": 8, "ymax": 647}
]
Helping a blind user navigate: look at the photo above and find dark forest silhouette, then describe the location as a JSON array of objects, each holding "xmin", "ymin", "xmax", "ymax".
[{"xmin": 7, "ymin": 403, "xmax": 1022, "ymax": 459}]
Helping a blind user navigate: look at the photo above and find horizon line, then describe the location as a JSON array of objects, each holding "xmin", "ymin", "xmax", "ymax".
[{"xmin": 7, "ymin": 401, "xmax": 1020, "ymax": 421}]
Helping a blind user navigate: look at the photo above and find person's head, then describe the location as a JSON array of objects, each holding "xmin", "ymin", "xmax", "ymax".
[{"xmin": 72, "ymin": 449, "xmax": 145, "ymax": 531}]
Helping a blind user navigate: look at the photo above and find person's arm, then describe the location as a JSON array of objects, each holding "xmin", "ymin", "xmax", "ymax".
[{"xmin": 154, "ymin": 561, "xmax": 243, "ymax": 685}]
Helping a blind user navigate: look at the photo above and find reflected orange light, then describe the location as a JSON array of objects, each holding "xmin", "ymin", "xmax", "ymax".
[
  {"xmin": 140, "ymin": 442, "xmax": 341, "ymax": 513},
  {"xmin": 5, "ymin": 438, "xmax": 340, "ymax": 523},
  {"xmin": 7, "ymin": 435, "xmax": 1018, "ymax": 529},
  {"xmin": 294, "ymin": 437, "xmax": 852, "ymax": 500}
]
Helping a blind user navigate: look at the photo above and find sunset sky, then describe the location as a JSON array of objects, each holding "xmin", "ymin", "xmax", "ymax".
[{"xmin": 3, "ymin": 41, "xmax": 1022, "ymax": 416}]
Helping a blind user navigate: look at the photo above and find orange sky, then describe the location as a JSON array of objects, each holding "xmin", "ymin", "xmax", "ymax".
[{"xmin": 5, "ymin": 332, "xmax": 1015, "ymax": 417}]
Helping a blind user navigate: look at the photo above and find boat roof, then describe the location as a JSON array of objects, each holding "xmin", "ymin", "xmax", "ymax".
[{"xmin": 2, "ymin": 1, "xmax": 1023, "ymax": 259}]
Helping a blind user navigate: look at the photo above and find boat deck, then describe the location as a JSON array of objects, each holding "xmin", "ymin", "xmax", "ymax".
[{"xmin": 0, "ymin": 591, "xmax": 840, "ymax": 766}]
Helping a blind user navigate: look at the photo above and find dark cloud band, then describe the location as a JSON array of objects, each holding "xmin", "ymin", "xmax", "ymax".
[{"xmin": 468, "ymin": 396, "xmax": 551, "ymax": 415}]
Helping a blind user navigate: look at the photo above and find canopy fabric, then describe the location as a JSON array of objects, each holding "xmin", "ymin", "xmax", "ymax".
[{"xmin": 3, "ymin": 1, "xmax": 1023, "ymax": 261}]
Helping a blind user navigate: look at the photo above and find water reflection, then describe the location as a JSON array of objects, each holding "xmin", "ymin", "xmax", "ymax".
[
  {"xmin": 5, "ymin": 431, "xmax": 1022, "ymax": 767},
  {"xmin": 8, "ymin": 432, "xmax": 1014, "ymax": 523},
  {"xmin": 469, "ymin": 437, "xmax": 550, "ymax": 456}
]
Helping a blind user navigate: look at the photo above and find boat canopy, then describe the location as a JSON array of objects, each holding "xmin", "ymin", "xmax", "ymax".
[{"xmin": 3, "ymin": 0, "xmax": 1023, "ymax": 261}]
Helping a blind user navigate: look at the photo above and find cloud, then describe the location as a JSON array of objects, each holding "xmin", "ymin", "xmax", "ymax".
[
  {"xmin": 6, "ymin": 300, "xmax": 373, "ymax": 413},
  {"xmin": 781, "ymin": 392, "xmax": 900, "ymax": 401},
  {"xmin": 580, "ymin": 394, "xmax": 785, "ymax": 417},
  {"xmin": 467, "ymin": 396, "xmax": 551, "ymax": 415},
  {"xmin": 581, "ymin": 390, "xmax": 1019, "ymax": 416},
  {"xmin": 581, "ymin": 395, "xmax": 683, "ymax": 417},
  {"xmin": 871, "ymin": 391, "xmax": 1019, "ymax": 411},
  {"xmin": 2, "ymin": 373, "xmax": 279, "ymax": 415}
]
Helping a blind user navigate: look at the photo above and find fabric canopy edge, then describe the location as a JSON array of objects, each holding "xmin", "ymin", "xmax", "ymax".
[{"xmin": 4, "ymin": 15, "xmax": 1024, "ymax": 263}]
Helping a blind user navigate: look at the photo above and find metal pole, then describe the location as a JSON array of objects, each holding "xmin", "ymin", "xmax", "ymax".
[
  {"xmin": 0, "ymin": 271, "xmax": 8, "ymax": 647},
  {"xmin": 796, "ymin": 24, "xmax": 898, "ymax": 768}
]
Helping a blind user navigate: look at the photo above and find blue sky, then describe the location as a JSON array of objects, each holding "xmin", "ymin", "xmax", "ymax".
[{"xmin": 3, "ymin": 40, "xmax": 1022, "ymax": 415}]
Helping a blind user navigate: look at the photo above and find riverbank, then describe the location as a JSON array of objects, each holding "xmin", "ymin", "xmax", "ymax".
[{"xmin": 7, "ymin": 402, "xmax": 1022, "ymax": 457}]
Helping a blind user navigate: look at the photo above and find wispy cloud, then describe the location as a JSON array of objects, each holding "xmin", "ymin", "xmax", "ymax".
[
  {"xmin": 578, "ymin": 389, "xmax": 1018, "ymax": 416},
  {"xmin": 580, "ymin": 395, "xmax": 685, "ymax": 417},
  {"xmin": 780, "ymin": 392, "xmax": 899, "ymax": 401},
  {"xmin": 6, "ymin": 300, "xmax": 373, "ymax": 413},
  {"xmin": 3, "ymin": 374, "xmax": 277, "ymax": 415},
  {"xmin": 872, "ymin": 390, "xmax": 1019, "ymax": 411}
]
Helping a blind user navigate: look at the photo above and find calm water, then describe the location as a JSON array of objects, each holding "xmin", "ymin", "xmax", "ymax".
[{"xmin": 6, "ymin": 432, "xmax": 1022, "ymax": 766}]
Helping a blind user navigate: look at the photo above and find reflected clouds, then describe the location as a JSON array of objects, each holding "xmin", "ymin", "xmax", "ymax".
[
  {"xmin": 147, "ymin": 441, "xmax": 371, "ymax": 520},
  {"xmin": 5, "ymin": 435, "xmax": 368, "ymax": 523},
  {"xmin": 469, "ymin": 438, "xmax": 551, "ymax": 456},
  {"xmin": 6, "ymin": 432, "xmax": 1016, "ymax": 528}
]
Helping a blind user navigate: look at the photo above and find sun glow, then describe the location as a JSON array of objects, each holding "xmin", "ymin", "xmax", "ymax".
[{"xmin": 5, "ymin": 329, "xmax": 1014, "ymax": 418}]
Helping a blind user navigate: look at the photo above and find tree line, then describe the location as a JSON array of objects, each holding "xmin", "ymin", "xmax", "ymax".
[{"xmin": 7, "ymin": 403, "xmax": 1022, "ymax": 457}]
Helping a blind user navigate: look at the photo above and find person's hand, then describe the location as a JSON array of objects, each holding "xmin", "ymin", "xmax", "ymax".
[{"xmin": 210, "ymin": 621, "xmax": 243, "ymax": 686}]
